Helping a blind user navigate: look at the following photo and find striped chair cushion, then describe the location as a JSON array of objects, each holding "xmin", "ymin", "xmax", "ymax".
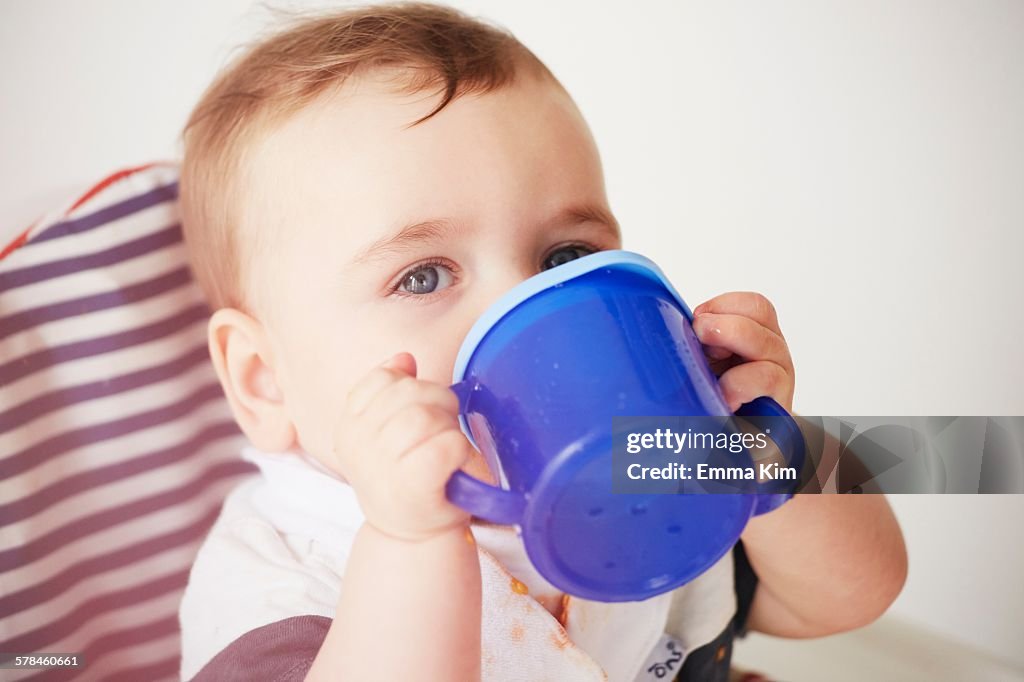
[{"xmin": 0, "ymin": 162, "xmax": 255, "ymax": 681}]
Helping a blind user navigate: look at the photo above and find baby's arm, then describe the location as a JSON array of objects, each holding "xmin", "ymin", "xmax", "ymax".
[
  {"xmin": 305, "ymin": 353, "xmax": 481, "ymax": 681},
  {"xmin": 692, "ymin": 293, "xmax": 908, "ymax": 637},
  {"xmin": 307, "ymin": 524, "xmax": 480, "ymax": 680},
  {"xmin": 740, "ymin": 492, "xmax": 906, "ymax": 637}
]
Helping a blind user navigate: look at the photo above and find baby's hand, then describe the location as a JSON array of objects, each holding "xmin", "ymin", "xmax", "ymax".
[
  {"xmin": 331, "ymin": 352, "xmax": 474, "ymax": 542},
  {"xmin": 692, "ymin": 292, "xmax": 795, "ymax": 412}
]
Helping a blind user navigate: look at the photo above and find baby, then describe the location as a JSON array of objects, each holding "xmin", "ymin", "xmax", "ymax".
[{"xmin": 176, "ymin": 4, "xmax": 908, "ymax": 681}]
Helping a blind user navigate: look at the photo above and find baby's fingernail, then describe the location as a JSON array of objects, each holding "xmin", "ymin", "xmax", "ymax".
[
  {"xmin": 694, "ymin": 315, "xmax": 719, "ymax": 337},
  {"xmin": 382, "ymin": 353, "xmax": 409, "ymax": 374}
]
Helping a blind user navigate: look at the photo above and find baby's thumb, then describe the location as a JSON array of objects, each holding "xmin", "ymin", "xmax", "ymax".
[{"xmin": 383, "ymin": 351, "xmax": 417, "ymax": 377}]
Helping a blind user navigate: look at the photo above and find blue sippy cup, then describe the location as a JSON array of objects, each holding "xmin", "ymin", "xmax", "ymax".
[{"xmin": 446, "ymin": 250, "xmax": 804, "ymax": 602}]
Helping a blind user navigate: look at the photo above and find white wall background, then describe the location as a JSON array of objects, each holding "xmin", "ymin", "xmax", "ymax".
[{"xmin": 3, "ymin": 0, "xmax": 1023, "ymax": 673}]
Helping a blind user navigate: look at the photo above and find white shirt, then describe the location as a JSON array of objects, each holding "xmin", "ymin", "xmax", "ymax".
[{"xmin": 178, "ymin": 447, "xmax": 737, "ymax": 681}]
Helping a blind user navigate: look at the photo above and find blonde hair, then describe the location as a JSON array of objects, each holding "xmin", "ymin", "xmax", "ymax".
[{"xmin": 180, "ymin": 2, "xmax": 551, "ymax": 311}]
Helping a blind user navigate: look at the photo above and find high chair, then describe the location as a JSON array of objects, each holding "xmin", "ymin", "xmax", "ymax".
[
  {"xmin": 1, "ymin": 163, "xmax": 254, "ymax": 681},
  {"xmin": 0, "ymin": 163, "xmax": 774, "ymax": 682}
]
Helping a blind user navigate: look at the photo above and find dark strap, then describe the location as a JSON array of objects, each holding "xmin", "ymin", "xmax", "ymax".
[
  {"xmin": 733, "ymin": 538, "xmax": 758, "ymax": 638},
  {"xmin": 190, "ymin": 615, "xmax": 330, "ymax": 681},
  {"xmin": 673, "ymin": 539, "xmax": 759, "ymax": 682}
]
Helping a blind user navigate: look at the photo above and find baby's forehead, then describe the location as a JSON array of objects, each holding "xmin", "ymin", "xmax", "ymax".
[
  {"xmin": 243, "ymin": 68, "xmax": 583, "ymax": 214},
  {"xmin": 234, "ymin": 68, "xmax": 600, "ymax": 305},
  {"xmin": 269, "ymin": 72, "xmax": 445, "ymax": 147},
  {"xmin": 260, "ymin": 66, "xmax": 567, "ymax": 155}
]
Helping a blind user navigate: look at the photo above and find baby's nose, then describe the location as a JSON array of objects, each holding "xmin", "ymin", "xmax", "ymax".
[
  {"xmin": 476, "ymin": 264, "xmax": 539, "ymax": 314},
  {"xmin": 454, "ymin": 264, "xmax": 537, "ymax": 342}
]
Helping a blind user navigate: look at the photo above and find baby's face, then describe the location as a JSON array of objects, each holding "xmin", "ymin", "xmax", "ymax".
[{"xmin": 243, "ymin": 70, "xmax": 620, "ymax": 463}]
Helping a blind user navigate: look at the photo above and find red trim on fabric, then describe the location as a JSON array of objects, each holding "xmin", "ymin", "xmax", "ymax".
[
  {"xmin": 66, "ymin": 162, "xmax": 160, "ymax": 214},
  {"xmin": 1, "ymin": 161, "xmax": 169, "ymax": 263},
  {"xmin": 0, "ymin": 226, "xmax": 33, "ymax": 262}
]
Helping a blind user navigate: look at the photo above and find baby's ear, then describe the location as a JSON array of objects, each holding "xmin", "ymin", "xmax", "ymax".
[{"xmin": 207, "ymin": 308, "xmax": 296, "ymax": 452}]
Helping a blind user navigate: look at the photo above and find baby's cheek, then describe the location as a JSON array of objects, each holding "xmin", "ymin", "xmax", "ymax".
[
  {"xmin": 410, "ymin": 324, "xmax": 476, "ymax": 386},
  {"xmin": 285, "ymin": 357, "xmax": 350, "ymax": 461},
  {"xmin": 288, "ymin": 391, "xmax": 332, "ymax": 462}
]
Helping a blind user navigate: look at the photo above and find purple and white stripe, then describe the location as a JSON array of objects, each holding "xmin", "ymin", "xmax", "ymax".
[{"xmin": 1, "ymin": 163, "xmax": 254, "ymax": 681}]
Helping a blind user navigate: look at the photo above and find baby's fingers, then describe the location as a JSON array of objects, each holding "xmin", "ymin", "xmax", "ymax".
[
  {"xmin": 702, "ymin": 344, "xmax": 733, "ymax": 361},
  {"xmin": 718, "ymin": 360, "xmax": 794, "ymax": 412},
  {"xmin": 344, "ymin": 353, "xmax": 417, "ymax": 416},
  {"xmin": 403, "ymin": 428, "xmax": 475, "ymax": 492},
  {"xmin": 362, "ymin": 378, "xmax": 460, "ymax": 436},
  {"xmin": 693, "ymin": 292, "xmax": 781, "ymax": 335},
  {"xmin": 378, "ymin": 403, "xmax": 455, "ymax": 461},
  {"xmin": 693, "ymin": 313, "xmax": 790, "ymax": 368}
]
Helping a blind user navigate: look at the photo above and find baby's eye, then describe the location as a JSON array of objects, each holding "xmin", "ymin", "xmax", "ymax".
[
  {"xmin": 542, "ymin": 244, "xmax": 596, "ymax": 271},
  {"xmin": 397, "ymin": 261, "xmax": 455, "ymax": 295}
]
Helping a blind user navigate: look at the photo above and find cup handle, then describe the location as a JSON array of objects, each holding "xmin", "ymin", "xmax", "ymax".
[
  {"xmin": 445, "ymin": 471, "xmax": 527, "ymax": 525},
  {"xmin": 734, "ymin": 396, "xmax": 806, "ymax": 515},
  {"xmin": 444, "ymin": 380, "xmax": 527, "ymax": 526}
]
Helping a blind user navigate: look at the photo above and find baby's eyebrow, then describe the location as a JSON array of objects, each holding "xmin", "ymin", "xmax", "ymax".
[
  {"xmin": 552, "ymin": 204, "xmax": 621, "ymax": 241},
  {"xmin": 351, "ymin": 218, "xmax": 465, "ymax": 265}
]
